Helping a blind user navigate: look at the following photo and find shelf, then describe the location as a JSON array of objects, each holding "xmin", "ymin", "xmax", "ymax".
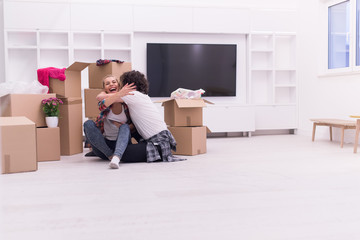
[
  {"xmin": 7, "ymin": 31, "xmax": 37, "ymax": 47},
  {"xmin": 39, "ymin": 32, "xmax": 68, "ymax": 48},
  {"xmin": 250, "ymin": 34, "xmax": 273, "ymax": 50},
  {"xmin": 7, "ymin": 46, "xmax": 37, "ymax": 49},
  {"xmin": 251, "ymin": 51, "xmax": 273, "ymax": 69},
  {"xmin": 8, "ymin": 49, "xmax": 38, "ymax": 83},
  {"xmin": 39, "ymin": 49, "xmax": 69, "ymax": 68},
  {"xmin": 104, "ymin": 33, "xmax": 131, "ymax": 49},
  {"xmin": 73, "ymin": 32, "xmax": 101, "ymax": 48},
  {"xmin": 74, "ymin": 49, "xmax": 101, "ymax": 62}
]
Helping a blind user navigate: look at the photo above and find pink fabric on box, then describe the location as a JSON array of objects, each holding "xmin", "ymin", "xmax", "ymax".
[{"xmin": 37, "ymin": 67, "xmax": 66, "ymax": 93}]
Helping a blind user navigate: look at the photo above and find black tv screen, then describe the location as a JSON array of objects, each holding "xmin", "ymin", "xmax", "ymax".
[{"xmin": 146, "ymin": 43, "xmax": 237, "ymax": 97}]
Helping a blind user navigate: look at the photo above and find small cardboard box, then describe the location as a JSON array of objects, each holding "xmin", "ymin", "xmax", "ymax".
[
  {"xmin": 84, "ymin": 88, "xmax": 102, "ymax": 118},
  {"xmin": 88, "ymin": 62, "xmax": 132, "ymax": 89},
  {"xmin": 0, "ymin": 93, "xmax": 56, "ymax": 127},
  {"xmin": 168, "ymin": 126, "xmax": 208, "ymax": 156},
  {"xmin": 36, "ymin": 127, "xmax": 60, "ymax": 162},
  {"xmin": 0, "ymin": 117, "xmax": 37, "ymax": 174},
  {"xmin": 160, "ymin": 99, "xmax": 212, "ymax": 127},
  {"xmin": 58, "ymin": 97, "xmax": 83, "ymax": 155},
  {"xmin": 49, "ymin": 62, "xmax": 90, "ymax": 98}
]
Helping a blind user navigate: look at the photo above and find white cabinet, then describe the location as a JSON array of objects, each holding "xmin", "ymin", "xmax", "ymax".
[
  {"xmin": 70, "ymin": 4, "xmax": 133, "ymax": 31},
  {"xmin": 249, "ymin": 32, "xmax": 297, "ymax": 130},
  {"xmin": 255, "ymin": 105, "xmax": 297, "ymax": 130},
  {"xmin": 4, "ymin": 1, "xmax": 70, "ymax": 30},
  {"xmin": 203, "ymin": 105, "xmax": 255, "ymax": 133},
  {"xmin": 193, "ymin": 8, "xmax": 250, "ymax": 33},
  {"xmin": 4, "ymin": 30, "xmax": 132, "ymax": 82},
  {"xmin": 133, "ymin": 6, "xmax": 193, "ymax": 32}
]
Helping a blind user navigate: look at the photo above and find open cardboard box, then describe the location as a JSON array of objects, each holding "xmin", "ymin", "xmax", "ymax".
[
  {"xmin": 157, "ymin": 98, "xmax": 213, "ymax": 127},
  {"xmin": 88, "ymin": 62, "xmax": 132, "ymax": 89},
  {"xmin": 49, "ymin": 62, "xmax": 90, "ymax": 98},
  {"xmin": 0, "ymin": 93, "xmax": 56, "ymax": 127}
]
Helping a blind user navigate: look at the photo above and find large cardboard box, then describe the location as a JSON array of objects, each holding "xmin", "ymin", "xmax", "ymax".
[
  {"xmin": 168, "ymin": 126, "xmax": 207, "ymax": 156},
  {"xmin": 84, "ymin": 88, "xmax": 102, "ymax": 118},
  {"xmin": 0, "ymin": 93, "xmax": 56, "ymax": 127},
  {"xmin": 160, "ymin": 99, "xmax": 212, "ymax": 127},
  {"xmin": 0, "ymin": 117, "xmax": 37, "ymax": 174},
  {"xmin": 36, "ymin": 127, "xmax": 60, "ymax": 162},
  {"xmin": 88, "ymin": 62, "xmax": 132, "ymax": 89},
  {"xmin": 58, "ymin": 97, "xmax": 83, "ymax": 155},
  {"xmin": 49, "ymin": 62, "xmax": 90, "ymax": 98}
]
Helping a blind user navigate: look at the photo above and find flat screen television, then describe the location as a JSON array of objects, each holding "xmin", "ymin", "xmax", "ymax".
[{"xmin": 146, "ymin": 43, "xmax": 237, "ymax": 97}]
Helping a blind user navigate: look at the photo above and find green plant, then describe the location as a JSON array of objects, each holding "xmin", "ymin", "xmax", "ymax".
[{"xmin": 41, "ymin": 97, "xmax": 63, "ymax": 117}]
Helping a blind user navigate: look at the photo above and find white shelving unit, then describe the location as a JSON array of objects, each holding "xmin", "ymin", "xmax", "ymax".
[
  {"xmin": 4, "ymin": 30, "xmax": 133, "ymax": 82},
  {"xmin": 249, "ymin": 32, "xmax": 297, "ymax": 130}
]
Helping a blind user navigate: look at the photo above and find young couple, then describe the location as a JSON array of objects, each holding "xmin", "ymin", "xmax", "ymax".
[{"xmin": 83, "ymin": 70, "xmax": 184, "ymax": 169}]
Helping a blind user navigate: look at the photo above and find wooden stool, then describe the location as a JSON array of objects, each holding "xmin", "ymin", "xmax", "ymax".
[
  {"xmin": 350, "ymin": 116, "xmax": 360, "ymax": 153},
  {"xmin": 310, "ymin": 118, "xmax": 356, "ymax": 149}
]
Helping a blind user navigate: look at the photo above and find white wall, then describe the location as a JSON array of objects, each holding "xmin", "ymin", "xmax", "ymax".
[
  {"xmin": 0, "ymin": 0, "xmax": 4, "ymax": 83},
  {"xmin": 296, "ymin": 0, "xmax": 360, "ymax": 143}
]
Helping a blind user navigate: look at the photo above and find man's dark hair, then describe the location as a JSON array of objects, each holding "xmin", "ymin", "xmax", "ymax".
[{"xmin": 120, "ymin": 70, "xmax": 149, "ymax": 94}]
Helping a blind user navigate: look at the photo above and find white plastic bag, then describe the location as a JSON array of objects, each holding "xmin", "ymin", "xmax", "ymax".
[
  {"xmin": 0, "ymin": 80, "xmax": 49, "ymax": 97},
  {"xmin": 170, "ymin": 88, "xmax": 205, "ymax": 99}
]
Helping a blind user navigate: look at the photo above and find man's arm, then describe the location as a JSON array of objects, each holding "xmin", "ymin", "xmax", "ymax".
[{"xmin": 103, "ymin": 84, "xmax": 136, "ymax": 107}]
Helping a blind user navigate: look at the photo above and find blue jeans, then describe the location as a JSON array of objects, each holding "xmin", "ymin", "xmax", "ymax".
[{"xmin": 83, "ymin": 120, "xmax": 131, "ymax": 160}]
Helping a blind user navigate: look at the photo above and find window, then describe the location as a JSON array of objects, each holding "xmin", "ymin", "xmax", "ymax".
[{"xmin": 328, "ymin": 1, "xmax": 350, "ymax": 69}]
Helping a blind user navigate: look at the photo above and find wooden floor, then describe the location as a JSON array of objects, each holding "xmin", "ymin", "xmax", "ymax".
[{"xmin": 2, "ymin": 134, "xmax": 360, "ymax": 240}]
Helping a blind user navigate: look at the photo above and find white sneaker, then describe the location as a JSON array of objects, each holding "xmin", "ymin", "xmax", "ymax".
[
  {"xmin": 109, "ymin": 161, "xmax": 119, "ymax": 169},
  {"xmin": 109, "ymin": 155, "xmax": 120, "ymax": 169}
]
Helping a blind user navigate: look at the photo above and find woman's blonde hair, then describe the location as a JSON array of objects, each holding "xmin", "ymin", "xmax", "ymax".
[{"xmin": 102, "ymin": 74, "xmax": 120, "ymax": 89}]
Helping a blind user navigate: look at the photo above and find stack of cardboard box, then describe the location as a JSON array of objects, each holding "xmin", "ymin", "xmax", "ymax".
[
  {"xmin": 49, "ymin": 62, "xmax": 89, "ymax": 156},
  {"xmin": 160, "ymin": 98, "xmax": 211, "ymax": 156},
  {"xmin": 84, "ymin": 62, "xmax": 132, "ymax": 119},
  {"xmin": 0, "ymin": 93, "xmax": 58, "ymax": 173}
]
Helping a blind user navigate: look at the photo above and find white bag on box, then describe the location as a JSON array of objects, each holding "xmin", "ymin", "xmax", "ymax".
[
  {"xmin": 170, "ymin": 88, "xmax": 205, "ymax": 99},
  {"xmin": 0, "ymin": 80, "xmax": 49, "ymax": 97}
]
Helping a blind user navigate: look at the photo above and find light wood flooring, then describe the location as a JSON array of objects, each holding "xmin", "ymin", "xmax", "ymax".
[{"xmin": 1, "ymin": 134, "xmax": 360, "ymax": 240}]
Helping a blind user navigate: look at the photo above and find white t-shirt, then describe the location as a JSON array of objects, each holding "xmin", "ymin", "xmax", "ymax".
[
  {"xmin": 103, "ymin": 108, "xmax": 127, "ymax": 141},
  {"xmin": 122, "ymin": 91, "xmax": 167, "ymax": 140}
]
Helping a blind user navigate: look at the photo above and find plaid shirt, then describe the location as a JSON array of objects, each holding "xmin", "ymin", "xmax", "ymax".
[
  {"xmin": 146, "ymin": 130, "xmax": 186, "ymax": 162},
  {"xmin": 95, "ymin": 99, "xmax": 132, "ymax": 133}
]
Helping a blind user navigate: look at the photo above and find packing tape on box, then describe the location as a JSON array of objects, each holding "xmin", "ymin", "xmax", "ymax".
[
  {"xmin": 187, "ymin": 116, "xmax": 191, "ymax": 126},
  {"xmin": 4, "ymin": 154, "xmax": 10, "ymax": 173}
]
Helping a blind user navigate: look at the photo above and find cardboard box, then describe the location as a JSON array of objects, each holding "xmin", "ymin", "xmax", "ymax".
[
  {"xmin": 168, "ymin": 126, "xmax": 207, "ymax": 156},
  {"xmin": 88, "ymin": 62, "xmax": 132, "ymax": 89},
  {"xmin": 0, "ymin": 117, "xmax": 37, "ymax": 174},
  {"xmin": 0, "ymin": 93, "xmax": 56, "ymax": 127},
  {"xmin": 49, "ymin": 62, "xmax": 90, "ymax": 98},
  {"xmin": 36, "ymin": 127, "xmax": 60, "ymax": 162},
  {"xmin": 160, "ymin": 99, "xmax": 212, "ymax": 127},
  {"xmin": 84, "ymin": 88, "xmax": 102, "ymax": 118},
  {"xmin": 58, "ymin": 97, "xmax": 83, "ymax": 155}
]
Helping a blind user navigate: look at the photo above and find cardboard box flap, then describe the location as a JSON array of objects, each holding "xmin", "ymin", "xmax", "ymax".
[
  {"xmin": 67, "ymin": 62, "xmax": 90, "ymax": 71},
  {"xmin": 0, "ymin": 116, "xmax": 34, "ymax": 126},
  {"xmin": 175, "ymin": 99, "xmax": 206, "ymax": 108}
]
